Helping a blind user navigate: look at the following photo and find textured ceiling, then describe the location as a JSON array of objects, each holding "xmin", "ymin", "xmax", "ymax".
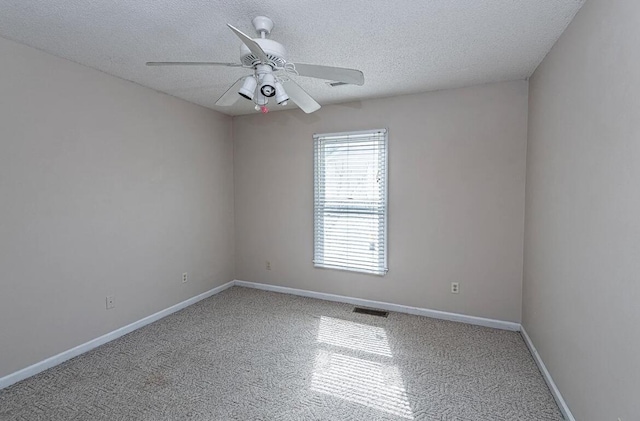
[{"xmin": 0, "ymin": 0, "xmax": 584, "ymax": 116}]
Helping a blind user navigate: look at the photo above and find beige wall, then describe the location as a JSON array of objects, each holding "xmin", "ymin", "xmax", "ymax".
[
  {"xmin": 234, "ymin": 81, "xmax": 528, "ymax": 323},
  {"xmin": 0, "ymin": 37, "xmax": 235, "ymax": 378},
  {"xmin": 523, "ymin": 0, "xmax": 640, "ymax": 419}
]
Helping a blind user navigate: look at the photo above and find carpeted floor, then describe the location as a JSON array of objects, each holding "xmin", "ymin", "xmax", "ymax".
[{"xmin": 0, "ymin": 287, "xmax": 562, "ymax": 420}]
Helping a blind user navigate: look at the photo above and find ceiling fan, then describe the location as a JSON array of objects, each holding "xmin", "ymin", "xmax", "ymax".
[{"xmin": 146, "ymin": 16, "xmax": 364, "ymax": 114}]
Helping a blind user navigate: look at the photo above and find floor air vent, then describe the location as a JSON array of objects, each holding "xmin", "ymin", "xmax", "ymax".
[{"xmin": 353, "ymin": 307, "xmax": 389, "ymax": 317}]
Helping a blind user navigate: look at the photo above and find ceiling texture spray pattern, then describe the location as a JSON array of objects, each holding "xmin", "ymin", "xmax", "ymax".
[{"xmin": 0, "ymin": 0, "xmax": 584, "ymax": 115}]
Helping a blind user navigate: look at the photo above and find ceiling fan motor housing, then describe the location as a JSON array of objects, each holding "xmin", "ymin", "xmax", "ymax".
[{"xmin": 240, "ymin": 39, "xmax": 287, "ymax": 68}]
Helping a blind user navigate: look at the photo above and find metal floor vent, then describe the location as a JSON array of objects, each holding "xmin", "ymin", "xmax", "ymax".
[{"xmin": 353, "ymin": 307, "xmax": 389, "ymax": 317}]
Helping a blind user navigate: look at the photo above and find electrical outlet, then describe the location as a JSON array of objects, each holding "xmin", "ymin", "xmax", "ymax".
[
  {"xmin": 266, "ymin": 261, "xmax": 271, "ymax": 270},
  {"xmin": 106, "ymin": 295, "xmax": 115, "ymax": 309},
  {"xmin": 451, "ymin": 282, "xmax": 460, "ymax": 294},
  {"xmin": 182, "ymin": 272, "xmax": 188, "ymax": 283}
]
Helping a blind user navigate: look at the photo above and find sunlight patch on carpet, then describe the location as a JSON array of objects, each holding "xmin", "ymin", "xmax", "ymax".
[
  {"xmin": 311, "ymin": 350, "xmax": 414, "ymax": 419},
  {"xmin": 312, "ymin": 316, "xmax": 413, "ymax": 419},
  {"xmin": 317, "ymin": 316, "xmax": 392, "ymax": 357}
]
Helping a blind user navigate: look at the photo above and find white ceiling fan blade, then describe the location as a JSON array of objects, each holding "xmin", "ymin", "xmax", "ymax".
[
  {"xmin": 146, "ymin": 62, "xmax": 243, "ymax": 67},
  {"xmin": 282, "ymin": 79, "xmax": 321, "ymax": 114},
  {"xmin": 227, "ymin": 24, "xmax": 269, "ymax": 64},
  {"xmin": 293, "ymin": 63, "xmax": 364, "ymax": 86},
  {"xmin": 215, "ymin": 77, "xmax": 247, "ymax": 106}
]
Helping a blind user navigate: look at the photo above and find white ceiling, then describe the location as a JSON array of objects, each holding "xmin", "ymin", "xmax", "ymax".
[{"xmin": 0, "ymin": 0, "xmax": 584, "ymax": 116}]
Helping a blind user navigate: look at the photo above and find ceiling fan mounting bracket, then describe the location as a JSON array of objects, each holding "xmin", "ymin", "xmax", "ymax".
[{"xmin": 252, "ymin": 16, "xmax": 274, "ymax": 36}]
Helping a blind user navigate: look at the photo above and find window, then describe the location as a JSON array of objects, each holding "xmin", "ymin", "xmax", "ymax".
[{"xmin": 313, "ymin": 129, "xmax": 388, "ymax": 275}]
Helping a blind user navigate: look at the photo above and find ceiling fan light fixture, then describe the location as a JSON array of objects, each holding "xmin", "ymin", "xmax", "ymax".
[
  {"xmin": 238, "ymin": 76, "xmax": 257, "ymax": 100},
  {"xmin": 259, "ymin": 73, "xmax": 276, "ymax": 97},
  {"xmin": 274, "ymin": 81, "xmax": 289, "ymax": 105}
]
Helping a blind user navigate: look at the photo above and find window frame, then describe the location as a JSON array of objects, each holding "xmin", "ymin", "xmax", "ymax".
[{"xmin": 312, "ymin": 128, "xmax": 389, "ymax": 276}]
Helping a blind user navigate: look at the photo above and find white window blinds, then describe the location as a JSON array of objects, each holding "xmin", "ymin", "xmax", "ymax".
[{"xmin": 313, "ymin": 129, "xmax": 388, "ymax": 276}]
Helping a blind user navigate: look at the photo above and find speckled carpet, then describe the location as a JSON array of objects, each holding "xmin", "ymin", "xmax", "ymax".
[{"xmin": 0, "ymin": 287, "xmax": 562, "ymax": 420}]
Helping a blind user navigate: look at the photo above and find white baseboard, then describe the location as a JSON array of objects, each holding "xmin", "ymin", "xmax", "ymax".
[
  {"xmin": 521, "ymin": 327, "xmax": 575, "ymax": 421},
  {"xmin": 233, "ymin": 280, "xmax": 521, "ymax": 331},
  {"xmin": 0, "ymin": 280, "xmax": 235, "ymax": 390},
  {"xmin": 0, "ymin": 279, "xmax": 523, "ymax": 391}
]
